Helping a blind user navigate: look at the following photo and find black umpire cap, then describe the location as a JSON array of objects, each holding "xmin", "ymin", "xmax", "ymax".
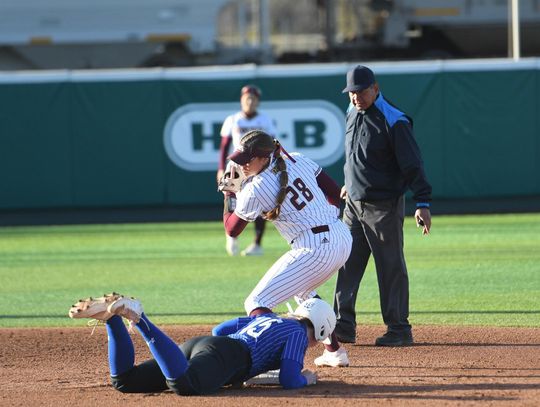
[{"xmin": 342, "ymin": 65, "xmax": 375, "ymax": 93}]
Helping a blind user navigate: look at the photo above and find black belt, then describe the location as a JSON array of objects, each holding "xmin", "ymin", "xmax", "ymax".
[{"xmin": 311, "ymin": 225, "xmax": 329, "ymax": 234}]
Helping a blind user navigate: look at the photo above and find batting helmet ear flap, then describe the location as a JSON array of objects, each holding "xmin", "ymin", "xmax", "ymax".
[{"xmin": 292, "ymin": 298, "xmax": 336, "ymax": 342}]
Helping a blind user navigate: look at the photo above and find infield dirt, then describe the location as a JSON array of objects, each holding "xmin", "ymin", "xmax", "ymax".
[{"xmin": 0, "ymin": 325, "xmax": 538, "ymax": 406}]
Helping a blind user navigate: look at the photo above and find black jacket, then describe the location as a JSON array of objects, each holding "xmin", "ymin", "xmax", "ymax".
[{"xmin": 344, "ymin": 93, "xmax": 432, "ymax": 202}]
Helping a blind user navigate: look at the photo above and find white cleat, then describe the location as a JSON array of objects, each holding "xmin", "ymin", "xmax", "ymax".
[
  {"xmin": 314, "ymin": 347, "xmax": 350, "ymax": 367},
  {"xmin": 241, "ymin": 243, "xmax": 263, "ymax": 256},
  {"xmin": 107, "ymin": 297, "xmax": 144, "ymax": 324},
  {"xmin": 226, "ymin": 235, "xmax": 239, "ymax": 256},
  {"xmin": 68, "ymin": 293, "xmax": 124, "ymax": 321}
]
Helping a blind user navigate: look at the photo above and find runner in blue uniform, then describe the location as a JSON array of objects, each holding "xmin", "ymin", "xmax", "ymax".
[{"xmin": 69, "ymin": 293, "xmax": 336, "ymax": 395}]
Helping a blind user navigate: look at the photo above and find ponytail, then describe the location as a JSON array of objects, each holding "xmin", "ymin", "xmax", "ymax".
[{"xmin": 263, "ymin": 139, "xmax": 289, "ymax": 221}]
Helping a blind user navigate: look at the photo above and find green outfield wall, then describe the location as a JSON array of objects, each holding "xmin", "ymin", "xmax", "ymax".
[{"xmin": 0, "ymin": 59, "xmax": 539, "ymax": 211}]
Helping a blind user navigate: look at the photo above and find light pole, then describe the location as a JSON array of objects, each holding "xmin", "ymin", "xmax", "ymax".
[{"xmin": 508, "ymin": 0, "xmax": 521, "ymax": 60}]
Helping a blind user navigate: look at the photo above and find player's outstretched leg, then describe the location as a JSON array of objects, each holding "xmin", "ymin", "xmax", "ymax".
[
  {"xmin": 69, "ymin": 293, "xmax": 137, "ymax": 376},
  {"xmin": 107, "ymin": 297, "xmax": 189, "ymax": 381},
  {"xmin": 106, "ymin": 315, "xmax": 136, "ymax": 376}
]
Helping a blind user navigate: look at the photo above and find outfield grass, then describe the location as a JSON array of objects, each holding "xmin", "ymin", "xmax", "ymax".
[{"xmin": 0, "ymin": 213, "xmax": 539, "ymax": 328}]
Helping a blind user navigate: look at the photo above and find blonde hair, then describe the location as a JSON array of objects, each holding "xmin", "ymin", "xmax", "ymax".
[{"xmin": 239, "ymin": 130, "xmax": 289, "ymax": 221}]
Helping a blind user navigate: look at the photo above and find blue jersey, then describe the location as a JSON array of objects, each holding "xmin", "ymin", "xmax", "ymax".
[{"xmin": 225, "ymin": 314, "xmax": 308, "ymax": 378}]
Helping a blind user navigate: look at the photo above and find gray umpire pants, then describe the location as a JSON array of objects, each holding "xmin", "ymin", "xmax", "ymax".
[{"xmin": 334, "ymin": 195, "xmax": 411, "ymax": 338}]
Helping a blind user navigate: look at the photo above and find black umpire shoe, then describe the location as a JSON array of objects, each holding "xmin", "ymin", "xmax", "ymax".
[{"xmin": 375, "ymin": 331, "xmax": 413, "ymax": 347}]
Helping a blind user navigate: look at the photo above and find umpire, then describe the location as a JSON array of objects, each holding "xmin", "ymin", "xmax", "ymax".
[{"xmin": 334, "ymin": 65, "xmax": 432, "ymax": 347}]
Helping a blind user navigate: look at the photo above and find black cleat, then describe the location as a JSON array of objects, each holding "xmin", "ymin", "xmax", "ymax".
[{"xmin": 375, "ymin": 331, "xmax": 413, "ymax": 347}]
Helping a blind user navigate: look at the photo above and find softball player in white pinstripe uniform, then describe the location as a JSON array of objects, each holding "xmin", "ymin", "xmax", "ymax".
[
  {"xmin": 218, "ymin": 85, "xmax": 277, "ymax": 257},
  {"xmin": 221, "ymin": 130, "xmax": 353, "ymax": 367}
]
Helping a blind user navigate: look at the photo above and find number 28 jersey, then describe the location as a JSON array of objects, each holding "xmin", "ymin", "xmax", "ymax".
[{"xmin": 235, "ymin": 153, "xmax": 339, "ymax": 243}]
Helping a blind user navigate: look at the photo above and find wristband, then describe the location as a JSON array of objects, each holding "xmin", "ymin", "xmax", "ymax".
[
  {"xmin": 416, "ymin": 202, "xmax": 430, "ymax": 208},
  {"xmin": 223, "ymin": 193, "xmax": 237, "ymax": 213}
]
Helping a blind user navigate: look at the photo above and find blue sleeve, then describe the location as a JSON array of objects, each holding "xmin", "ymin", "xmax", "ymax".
[
  {"xmin": 279, "ymin": 359, "xmax": 307, "ymax": 389},
  {"xmin": 212, "ymin": 318, "xmax": 240, "ymax": 336},
  {"xmin": 282, "ymin": 329, "xmax": 308, "ymax": 364},
  {"xmin": 212, "ymin": 316, "xmax": 254, "ymax": 336}
]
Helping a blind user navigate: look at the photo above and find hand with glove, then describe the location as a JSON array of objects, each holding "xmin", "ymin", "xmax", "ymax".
[{"xmin": 217, "ymin": 161, "xmax": 246, "ymax": 193}]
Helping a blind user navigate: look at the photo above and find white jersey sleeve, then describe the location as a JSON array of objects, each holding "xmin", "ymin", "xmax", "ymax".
[
  {"xmin": 220, "ymin": 114, "xmax": 234, "ymax": 138},
  {"xmin": 234, "ymin": 181, "xmax": 264, "ymax": 222}
]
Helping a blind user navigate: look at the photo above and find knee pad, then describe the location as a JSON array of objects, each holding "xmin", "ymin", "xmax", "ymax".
[
  {"xmin": 167, "ymin": 374, "xmax": 198, "ymax": 396},
  {"xmin": 110, "ymin": 374, "xmax": 138, "ymax": 393}
]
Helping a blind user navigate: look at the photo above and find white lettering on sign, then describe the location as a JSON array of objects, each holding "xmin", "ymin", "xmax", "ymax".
[{"xmin": 163, "ymin": 100, "xmax": 345, "ymax": 171}]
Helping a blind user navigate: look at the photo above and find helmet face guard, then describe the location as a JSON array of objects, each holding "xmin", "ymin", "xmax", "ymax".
[
  {"xmin": 292, "ymin": 298, "xmax": 336, "ymax": 342},
  {"xmin": 218, "ymin": 161, "xmax": 246, "ymax": 193}
]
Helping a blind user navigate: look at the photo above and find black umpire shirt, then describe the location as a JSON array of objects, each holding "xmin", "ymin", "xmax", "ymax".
[{"xmin": 344, "ymin": 93, "xmax": 432, "ymax": 203}]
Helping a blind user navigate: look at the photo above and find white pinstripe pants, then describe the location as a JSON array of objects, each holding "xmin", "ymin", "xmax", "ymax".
[{"xmin": 244, "ymin": 219, "xmax": 353, "ymax": 314}]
